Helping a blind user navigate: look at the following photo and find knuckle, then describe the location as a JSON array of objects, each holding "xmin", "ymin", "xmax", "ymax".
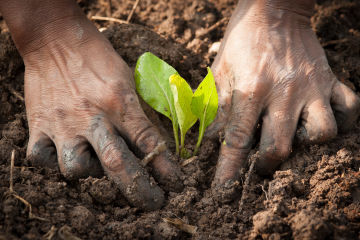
[
  {"xmin": 243, "ymin": 80, "xmax": 268, "ymax": 98},
  {"xmin": 54, "ymin": 107, "xmax": 67, "ymax": 120},
  {"xmin": 206, "ymin": 120, "xmax": 225, "ymax": 139},
  {"xmin": 220, "ymin": 144, "xmax": 249, "ymax": 167},
  {"xmin": 225, "ymin": 123, "xmax": 252, "ymax": 149},
  {"xmin": 275, "ymin": 70, "xmax": 297, "ymax": 89},
  {"xmin": 101, "ymin": 83, "xmax": 135, "ymax": 105},
  {"xmin": 225, "ymin": 111, "xmax": 258, "ymax": 149},
  {"xmin": 319, "ymin": 124, "xmax": 337, "ymax": 141},
  {"xmin": 121, "ymin": 88, "xmax": 138, "ymax": 106},
  {"xmin": 310, "ymin": 122, "xmax": 337, "ymax": 142},
  {"xmin": 77, "ymin": 98, "xmax": 92, "ymax": 110},
  {"xmin": 100, "ymin": 89, "xmax": 122, "ymax": 110},
  {"xmin": 98, "ymin": 81, "xmax": 120, "ymax": 104},
  {"xmin": 134, "ymin": 124, "xmax": 159, "ymax": 153},
  {"xmin": 347, "ymin": 96, "xmax": 360, "ymax": 116},
  {"xmin": 100, "ymin": 86, "xmax": 140, "ymax": 119},
  {"xmin": 100, "ymin": 142, "xmax": 124, "ymax": 171}
]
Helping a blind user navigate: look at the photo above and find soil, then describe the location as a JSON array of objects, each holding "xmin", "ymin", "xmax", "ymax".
[{"xmin": 1, "ymin": 0, "xmax": 360, "ymax": 239}]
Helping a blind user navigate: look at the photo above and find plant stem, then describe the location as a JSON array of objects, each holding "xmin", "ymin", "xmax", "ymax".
[
  {"xmin": 194, "ymin": 122, "xmax": 205, "ymax": 156},
  {"xmin": 180, "ymin": 131, "xmax": 187, "ymax": 158},
  {"xmin": 181, "ymin": 132, "xmax": 185, "ymax": 151},
  {"xmin": 172, "ymin": 120, "xmax": 180, "ymax": 155}
]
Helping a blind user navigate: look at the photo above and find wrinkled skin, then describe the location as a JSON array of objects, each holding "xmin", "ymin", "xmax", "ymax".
[
  {"xmin": 0, "ymin": 0, "xmax": 183, "ymax": 211},
  {"xmin": 1, "ymin": 0, "xmax": 359, "ymax": 208},
  {"xmin": 24, "ymin": 25, "xmax": 186, "ymax": 210},
  {"xmin": 209, "ymin": 0, "xmax": 360, "ymax": 199}
]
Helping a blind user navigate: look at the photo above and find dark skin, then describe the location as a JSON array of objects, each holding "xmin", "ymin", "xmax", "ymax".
[
  {"xmin": 0, "ymin": 0, "xmax": 183, "ymax": 210},
  {"xmin": 209, "ymin": 0, "xmax": 360, "ymax": 195},
  {"xmin": 1, "ymin": 0, "xmax": 359, "ymax": 209}
]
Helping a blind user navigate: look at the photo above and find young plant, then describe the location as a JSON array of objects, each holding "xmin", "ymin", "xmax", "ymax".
[
  {"xmin": 169, "ymin": 74, "xmax": 197, "ymax": 158},
  {"xmin": 191, "ymin": 67, "xmax": 218, "ymax": 156},
  {"xmin": 134, "ymin": 52, "xmax": 218, "ymax": 157},
  {"xmin": 134, "ymin": 52, "xmax": 180, "ymax": 154}
]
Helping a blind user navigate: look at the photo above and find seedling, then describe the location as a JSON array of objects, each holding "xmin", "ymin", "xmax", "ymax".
[
  {"xmin": 135, "ymin": 52, "xmax": 180, "ymax": 154},
  {"xmin": 135, "ymin": 52, "xmax": 218, "ymax": 158},
  {"xmin": 169, "ymin": 74, "xmax": 197, "ymax": 157},
  {"xmin": 191, "ymin": 67, "xmax": 218, "ymax": 155}
]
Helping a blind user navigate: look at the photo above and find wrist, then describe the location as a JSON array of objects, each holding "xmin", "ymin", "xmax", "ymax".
[
  {"xmin": 263, "ymin": 0, "xmax": 315, "ymax": 15},
  {"xmin": 0, "ymin": 0, "xmax": 99, "ymax": 56},
  {"xmin": 231, "ymin": 0, "xmax": 315, "ymax": 28},
  {"xmin": 19, "ymin": 15, "xmax": 102, "ymax": 57}
]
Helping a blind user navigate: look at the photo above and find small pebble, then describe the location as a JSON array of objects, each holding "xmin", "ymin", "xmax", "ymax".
[{"xmin": 209, "ymin": 41, "xmax": 221, "ymax": 54}]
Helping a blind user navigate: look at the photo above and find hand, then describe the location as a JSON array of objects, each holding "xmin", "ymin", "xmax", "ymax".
[
  {"xmin": 209, "ymin": 0, "xmax": 360, "ymax": 201},
  {"xmin": 3, "ymin": 4, "xmax": 183, "ymax": 210}
]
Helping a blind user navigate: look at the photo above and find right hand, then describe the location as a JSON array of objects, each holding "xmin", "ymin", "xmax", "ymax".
[{"xmin": 208, "ymin": 0, "xmax": 360, "ymax": 202}]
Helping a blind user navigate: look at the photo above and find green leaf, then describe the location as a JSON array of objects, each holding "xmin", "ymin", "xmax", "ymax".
[
  {"xmin": 134, "ymin": 52, "xmax": 180, "ymax": 154},
  {"xmin": 134, "ymin": 52, "xmax": 177, "ymax": 120},
  {"xmin": 191, "ymin": 67, "xmax": 218, "ymax": 155},
  {"xmin": 169, "ymin": 74, "xmax": 197, "ymax": 157}
]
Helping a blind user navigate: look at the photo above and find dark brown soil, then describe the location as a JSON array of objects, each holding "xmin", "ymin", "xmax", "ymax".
[{"xmin": 1, "ymin": 0, "xmax": 360, "ymax": 239}]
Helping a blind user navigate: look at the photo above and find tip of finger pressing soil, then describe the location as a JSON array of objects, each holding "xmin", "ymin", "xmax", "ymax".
[
  {"xmin": 211, "ymin": 179, "xmax": 241, "ymax": 204},
  {"xmin": 109, "ymin": 168, "xmax": 165, "ymax": 211}
]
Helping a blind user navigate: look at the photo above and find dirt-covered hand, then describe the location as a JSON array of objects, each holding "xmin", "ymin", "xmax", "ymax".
[
  {"xmin": 1, "ymin": 1, "xmax": 183, "ymax": 210},
  {"xmin": 208, "ymin": 0, "xmax": 360, "ymax": 201}
]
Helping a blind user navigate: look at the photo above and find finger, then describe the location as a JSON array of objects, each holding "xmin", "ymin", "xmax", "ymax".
[
  {"xmin": 331, "ymin": 81, "xmax": 360, "ymax": 132},
  {"xmin": 257, "ymin": 107, "xmax": 300, "ymax": 176},
  {"xmin": 206, "ymin": 64, "xmax": 233, "ymax": 139},
  {"xmin": 27, "ymin": 131, "xmax": 57, "ymax": 169},
  {"xmin": 297, "ymin": 99, "xmax": 337, "ymax": 144},
  {"xmin": 205, "ymin": 98, "xmax": 231, "ymax": 140},
  {"xmin": 212, "ymin": 90, "xmax": 262, "ymax": 202},
  {"xmin": 109, "ymin": 89, "xmax": 184, "ymax": 192},
  {"xmin": 57, "ymin": 137, "xmax": 103, "ymax": 180},
  {"xmin": 87, "ymin": 117, "xmax": 164, "ymax": 211}
]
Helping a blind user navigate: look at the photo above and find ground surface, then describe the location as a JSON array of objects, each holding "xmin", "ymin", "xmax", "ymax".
[{"xmin": 0, "ymin": 0, "xmax": 359, "ymax": 239}]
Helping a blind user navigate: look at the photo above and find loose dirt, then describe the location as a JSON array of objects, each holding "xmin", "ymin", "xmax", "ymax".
[{"xmin": 0, "ymin": 0, "xmax": 359, "ymax": 239}]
